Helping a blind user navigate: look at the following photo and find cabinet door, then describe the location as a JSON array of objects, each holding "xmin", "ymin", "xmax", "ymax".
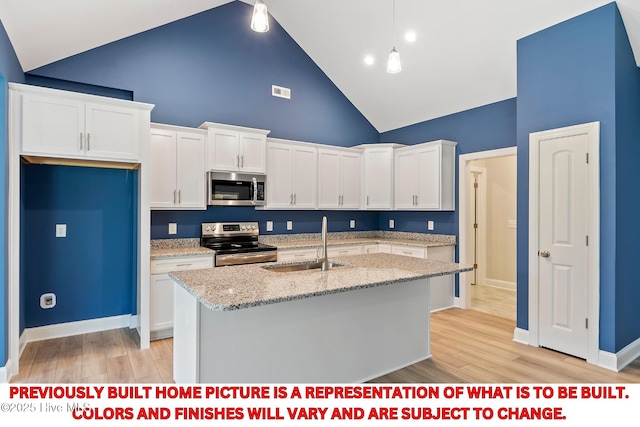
[
  {"xmin": 416, "ymin": 145, "xmax": 441, "ymax": 209},
  {"xmin": 207, "ymin": 128, "xmax": 240, "ymax": 171},
  {"xmin": 21, "ymin": 92, "xmax": 84, "ymax": 157},
  {"xmin": 266, "ymin": 143, "xmax": 294, "ymax": 208},
  {"xmin": 85, "ymin": 102, "xmax": 140, "ymax": 160},
  {"xmin": 363, "ymin": 244, "xmax": 379, "ymax": 254},
  {"xmin": 394, "ymin": 150, "xmax": 418, "ymax": 209},
  {"xmin": 150, "ymin": 274, "xmax": 175, "ymax": 336},
  {"xmin": 150, "ymin": 129, "xmax": 178, "ymax": 208},
  {"xmin": 240, "ymin": 132, "xmax": 266, "ymax": 173},
  {"xmin": 292, "ymin": 146, "xmax": 318, "ymax": 209},
  {"xmin": 317, "ymin": 149, "xmax": 341, "ymax": 209},
  {"xmin": 176, "ymin": 131, "xmax": 206, "ymax": 209},
  {"xmin": 364, "ymin": 148, "xmax": 393, "ymax": 209},
  {"xmin": 340, "ymin": 152, "xmax": 361, "ymax": 209}
]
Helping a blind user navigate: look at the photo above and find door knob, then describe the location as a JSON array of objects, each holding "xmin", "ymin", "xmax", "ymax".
[{"xmin": 539, "ymin": 250, "xmax": 550, "ymax": 258}]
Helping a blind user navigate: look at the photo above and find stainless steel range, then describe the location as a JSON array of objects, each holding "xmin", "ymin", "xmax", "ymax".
[{"xmin": 200, "ymin": 222, "xmax": 277, "ymax": 267}]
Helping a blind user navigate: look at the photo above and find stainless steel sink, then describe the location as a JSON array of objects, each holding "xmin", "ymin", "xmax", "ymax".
[{"xmin": 262, "ymin": 261, "xmax": 343, "ymax": 273}]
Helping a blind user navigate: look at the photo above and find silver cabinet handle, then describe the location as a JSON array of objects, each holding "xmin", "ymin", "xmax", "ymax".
[
  {"xmin": 80, "ymin": 133, "xmax": 84, "ymax": 150},
  {"xmin": 241, "ymin": 155, "xmax": 244, "ymax": 168},
  {"xmin": 290, "ymin": 194, "xmax": 293, "ymax": 205},
  {"xmin": 173, "ymin": 190, "xmax": 177, "ymax": 204},
  {"xmin": 539, "ymin": 250, "xmax": 550, "ymax": 258},
  {"xmin": 237, "ymin": 154, "xmax": 240, "ymax": 167},
  {"xmin": 87, "ymin": 133, "xmax": 91, "ymax": 151},
  {"xmin": 293, "ymin": 194, "xmax": 296, "ymax": 205},
  {"xmin": 367, "ymin": 195, "xmax": 370, "ymax": 206},
  {"xmin": 178, "ymin": 190, "xmax": 181, "ymax": 204}
]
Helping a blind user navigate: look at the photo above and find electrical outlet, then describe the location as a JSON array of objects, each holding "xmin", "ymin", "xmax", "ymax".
[
  {"xmin": 350, "ymin": 219, "xmax": 356, "ymax": 229},
  {"xmin": 287, "ymin": 221, "xmax": 293, "ymax": 231},
  {"xmin": 266, "ymin": 221, "xmax": 273, "ymax": 232},
  {"xmin": 168, "ymin": 223, "xmax": 177, "ymax": 235},
  {"xmin": 428, "ymin": 221, "xmax": 434, "ymax": 231},
  {"xmin": 55, "ymin": 224, "xmax": 66, "ymax": 238},
  {"xmin": 40, "ymin": 293, "xmax": 56, "ymax": 309},
  {"xmin": 389, "ymin": 219, "xmax": 395, "ymax": 229}
]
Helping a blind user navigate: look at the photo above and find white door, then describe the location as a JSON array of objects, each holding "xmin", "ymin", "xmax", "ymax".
[
  {"xmin": 85, "ymin": 102, "xmax": 139, "ymax": 160},
  {"xmin": 340, "ymin": 152, "xmax": 361, "ymax": 209},
  {"xmin": 150, "ymin": 128, "xmax": 178, "ymax": 208},
  {"xmin": 292, "ymin": 146, "xmax": 318, "ymax": 208},
  {"xmin": 537, "ymin": 132, "xmax": 589, "ymax": 359},
  {"xmin": 364, "ymin": 147, "xmax": 393, "ymax": 209},
  {"xmin": 176, "ymin": 131, "xmax": 206, "ymax": 209},
  {"xmin": 240, "ymin": 132, "xmax": 266, "ymax": 172},
  {"xmin": 416, "ymin": 145, "xmax": 440, "ymax": 209},
  {"xmin": 266, "ymin": 143, "xmax": 294, "ymax": 208},
  {"xmin": 394, "ymin": 150, "xmax": 417, "ymax": 209}
]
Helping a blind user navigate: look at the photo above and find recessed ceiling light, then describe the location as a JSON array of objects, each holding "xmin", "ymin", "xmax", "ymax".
[
  {"xmin": 364, "ymin": 55, "xmax": 375, "ymax": 65},
  {"xmin": 405, "ymin": 31, "xmax": 417, "ymax": 43}
]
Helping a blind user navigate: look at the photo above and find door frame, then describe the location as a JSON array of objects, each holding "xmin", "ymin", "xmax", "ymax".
[
  {"xmin": 458, "ymin": 147, "xmax": 517, "ymax": 309},
  {"xmin": 528, "ymin": 121, "xmax": 600, "ymax": 365}
]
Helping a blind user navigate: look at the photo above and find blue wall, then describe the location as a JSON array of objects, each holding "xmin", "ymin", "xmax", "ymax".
[
  {"xmin": 21, "ymin": 165, "xmax": 136, "ymax": 328},
  {"xmin": 613, "ymin": 7, "xmax": 640, "ymax": 351},
  {"xmin": 0, "ymin": 18, "xmax": 23, "ymax": 368},
  {"xmin": 516, "ymin": 2, "xmax": 640, "ymax": 353}
]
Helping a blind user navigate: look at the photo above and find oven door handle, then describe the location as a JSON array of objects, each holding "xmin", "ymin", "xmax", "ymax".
[{"xmin": 216, "ymin": 251, "xmax": 278, "ymax": 267}]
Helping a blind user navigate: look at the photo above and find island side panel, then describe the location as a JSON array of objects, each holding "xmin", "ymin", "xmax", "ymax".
[
  {"xmin": 197, "ymin": 278, "xmax": 431, "ymax": 383},
  {"xmin": 173, "ymin": 283, "xmax": 200, "ymax": 383}
]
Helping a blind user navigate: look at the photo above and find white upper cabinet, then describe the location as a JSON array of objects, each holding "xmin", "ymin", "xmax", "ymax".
[
  {"xmin": 317, "ymin": 147, "xmax": 361, "ymax": 209},
  {"xmin": 394, "ymin": 140, "xmax": 457, "ymax": 211},
  {"xmin": 266, "ymin": 138, "xmax": 317, "ymax": 209},
  {"xmin": 150, "ymin": 124, "xmax": 206, "ymax": 210},
  {"xmin": 199, "ymin": 122, "xmax": 270, "ymax": 173},
  {"xmin": 356, "ymin": 143, "xmax": 403, "ymax": 210},
  {"xmin": 16, "ymin": 84, "xmax": 150, "ymax": 162}
]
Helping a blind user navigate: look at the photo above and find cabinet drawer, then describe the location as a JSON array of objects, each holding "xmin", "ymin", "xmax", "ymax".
[
  {"xmin": 328, "ymin": 245, "xmax": 363, "ymax": 257},
  {"xmin": 391, "ymin": 245, "xmax": 426, "ymax": 258},
  {"xmin": 278, "ymin": 248, "xmax": 318, "ymax": 263},
  {"xmin": 363, "ymin": 244, "xmax": 379, "ymax": 254},
  {"xmin": 150, "ymin": 255, "xmax": 214, "ymax": 274}
]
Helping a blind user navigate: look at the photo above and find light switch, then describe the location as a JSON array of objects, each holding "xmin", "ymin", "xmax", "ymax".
[
  {"xmin": 266, "ymin": 221, "xmax": 273, "ymax": 232},
  {"xmin": 389, "ymin": 219, "xmax": 395, "ymax": 229},
  {"xmin": 508, "ymin": 220, "xmax": 517, "ymax": 229},
  {"xmin": 350, "ymin": 219, "xmax": 356, "ymax": 229},
  {"xmin": 428, "ymin": 221, "xmax": 434, "ymax": 231},
  {"xmin": 287, "ymin": 221, "xmax": 293, "ymax": 230},
  {"xmin": 56, "ymin": 224, "xmax": 67, "ymax": 238},
  {"xmin": 168, "ymin": 223, "xmax": 177, "ymax": 235}
]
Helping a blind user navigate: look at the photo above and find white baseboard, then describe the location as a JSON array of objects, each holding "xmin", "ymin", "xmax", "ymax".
[
  {"xmin": 513, "ymin": 327, "xmax": 529, "ymax": 344},
  {"xmin": 22, "ymin": 314, "xmax": 133, "ymax": 344},
  {"xmin": 484, "ymin": 278, "xmax": 516, "ymax": 291},
  {"xmin": 608, "ymin": 335, "xmax": 640, "ymax": 372}
]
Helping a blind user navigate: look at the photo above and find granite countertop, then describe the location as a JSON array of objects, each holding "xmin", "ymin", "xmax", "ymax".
[
  {"xmin": 151, "ymin": 232, "xmax": 456, "ymax": 259},
  {"xmin": 169, "ymin": 253, "xmax": 472, "ymax": 312}
]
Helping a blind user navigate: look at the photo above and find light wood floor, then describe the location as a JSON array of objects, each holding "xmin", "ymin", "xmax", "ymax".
[
  {"xmin": 12, "ymin": 310, "xmax": 640, "ymax": 384},
  {"xmin": 470, "ymin": 284, "xmax": 516, "ymax": 321}
]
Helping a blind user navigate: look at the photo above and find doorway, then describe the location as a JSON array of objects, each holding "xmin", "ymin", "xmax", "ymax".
[{"xmin": 458, "ymin": 147, "xmax": 517, "ymax": 321}]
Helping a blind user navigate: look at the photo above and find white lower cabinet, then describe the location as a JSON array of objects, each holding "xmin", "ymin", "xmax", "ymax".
[
  {"xmin": 277, "ymin": 247, "xmax": 318, "ymax": 263},
  {"xmin": 327, "ymin": 245, "xmax": 363, "ymax": 257},
  {"xmin": 150, "ymin": 255, "xmax": 214, "ymax": 340}
]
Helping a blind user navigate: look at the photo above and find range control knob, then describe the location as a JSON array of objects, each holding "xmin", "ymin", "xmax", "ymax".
[
  {"xmin": 252, "ymin": 224, "xmax": 257, "ymax": 230},
  {"xmin": 205, "ymin": 226, "xmax": 211, "ymax": 232}
]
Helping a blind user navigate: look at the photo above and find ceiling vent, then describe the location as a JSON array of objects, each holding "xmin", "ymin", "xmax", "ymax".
[{"xmin": 272, "ymin": 85, "xmax": 291, "ymax": 99}]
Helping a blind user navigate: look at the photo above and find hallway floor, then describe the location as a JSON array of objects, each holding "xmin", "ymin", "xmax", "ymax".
[{"xmin": 470, "ymin": 284, "xmax": 516, "ymax": 321}]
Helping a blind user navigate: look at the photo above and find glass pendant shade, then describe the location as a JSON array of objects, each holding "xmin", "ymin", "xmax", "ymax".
[
  {"xmin": 387, "ymin": 47, "xmax": 401, "ymax": 73},
  {"xmin": 251, "ymin": 0, "xmax": 269, "ymax": 32}
]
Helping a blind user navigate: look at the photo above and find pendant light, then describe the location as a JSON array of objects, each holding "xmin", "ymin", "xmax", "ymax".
[
  {"xmin": 251, "ymin": 0, "xmax": 269, "ymax": 33},
  {"xmin": 387, "ymin": 0, "xmax": 401, "ymax": 73}
]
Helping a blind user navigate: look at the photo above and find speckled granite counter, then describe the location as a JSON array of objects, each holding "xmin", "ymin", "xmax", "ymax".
[
  {"xmin": 169, "ymin": 253, "xmax": 471, "ymax": 312},
  {"xmin": 150, "ymin": 238, "xmax": 214, "ymax": 259}
]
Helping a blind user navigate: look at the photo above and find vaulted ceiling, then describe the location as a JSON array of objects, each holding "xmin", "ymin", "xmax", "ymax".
[{"xmin": 1, "ymin": 0, "xmax": 639, "ymax": 132}]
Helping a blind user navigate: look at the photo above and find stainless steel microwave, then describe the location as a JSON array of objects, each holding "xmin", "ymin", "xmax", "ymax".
[{"xmin": 207, "ymin": 171, "xmax": 266, "ymax": 206}]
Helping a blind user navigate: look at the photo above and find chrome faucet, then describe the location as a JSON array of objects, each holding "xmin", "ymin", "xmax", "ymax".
[{"xmin": 320, "ymin": 216, "xmax": 329, "ymax": 271}]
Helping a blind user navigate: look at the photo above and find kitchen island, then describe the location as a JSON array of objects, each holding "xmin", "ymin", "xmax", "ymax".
[{"xmin": 169, "ymin": 253, "xmax": 471, "ymax": 384}]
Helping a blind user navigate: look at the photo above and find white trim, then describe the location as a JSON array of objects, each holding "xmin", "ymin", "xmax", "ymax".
[
  {"xmin": 484, "ymin": 278, "xmax": 517, "ymax": 291},
  {"xmin": 528, "ymin": 121, "xmax": 600, "ymax": 365},
  {"xmin": 21, "ymin": 315, "xmax": 132, "ymax": 343},
  {"xmin": 513, "ymin": 327, "xmax": 529, "ymax": 345},
  {"xmin": 458, "ymin": 147, "xmax": 517, "ymax": 309},
  {"xmin": 611, "ymin": 335, "xmax": 640, "ymax": 372}
]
